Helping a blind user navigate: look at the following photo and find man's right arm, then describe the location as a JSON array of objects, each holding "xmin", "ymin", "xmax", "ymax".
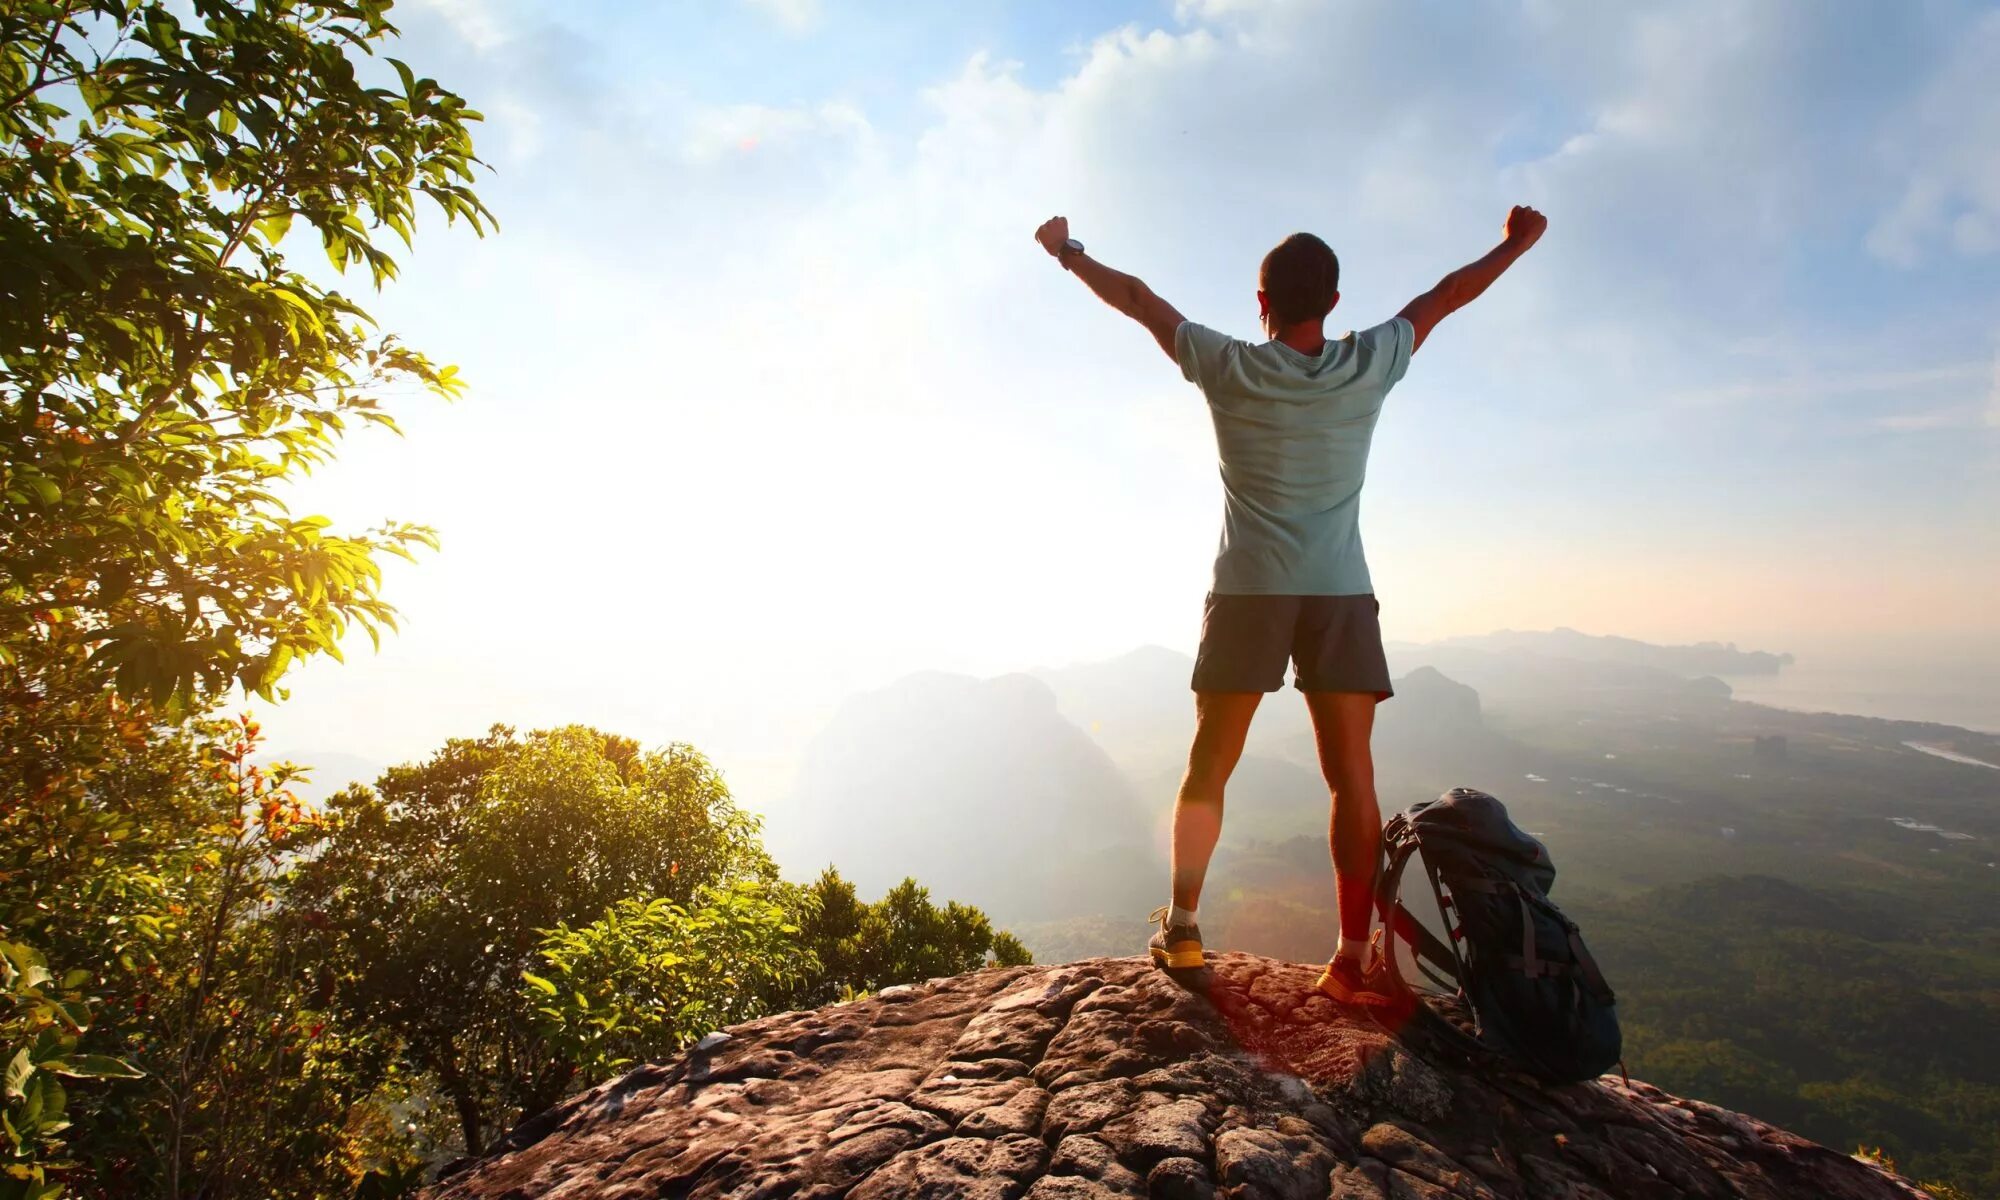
[
  {"xmin": 1032, "ymin": 215, "xmax": 1185, "ymax": 363},
  {"xmin": 1397, "ymin": 205, "xmax": 1547, "ymax": 353}
]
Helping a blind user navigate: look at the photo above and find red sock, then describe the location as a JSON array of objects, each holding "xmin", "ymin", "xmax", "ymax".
[{"xmin": 1336, "ymin": 867, "xmax": 1373, "ymax": 946}]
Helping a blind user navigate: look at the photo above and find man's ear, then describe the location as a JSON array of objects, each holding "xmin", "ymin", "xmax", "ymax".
[
  {"xmin": 1257, "ymin": 290, "xmax": 1270, "ymax": 320},
  {"xmin": 1327, "ymin": 290, "xmax": 1340, "ymax": 314}
]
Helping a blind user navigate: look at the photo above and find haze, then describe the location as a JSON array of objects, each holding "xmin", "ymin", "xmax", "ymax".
[{"xmin": 261, "ymin": 0, "xmax": 2000, "ymax": 799}]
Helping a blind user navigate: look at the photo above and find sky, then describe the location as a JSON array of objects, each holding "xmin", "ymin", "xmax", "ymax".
[{"xmin": 263, "ymin": 0, "xmax": 2000, "ymax": 794}]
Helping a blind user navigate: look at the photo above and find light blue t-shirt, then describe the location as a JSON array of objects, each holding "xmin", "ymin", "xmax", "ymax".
[{"xmin": 1176, "ymin": 316, "xmax": 1414, "ymax": 596}]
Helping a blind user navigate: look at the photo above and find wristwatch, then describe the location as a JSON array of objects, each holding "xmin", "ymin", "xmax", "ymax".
[{"xmin": 1058, "ymin": 237, "xmax": 1084, "ymax": 265}]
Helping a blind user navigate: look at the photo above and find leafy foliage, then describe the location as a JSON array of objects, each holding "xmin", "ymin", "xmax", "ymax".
[
  {"xmin": 289, "ymin": 726, "xmax": 1035, "ymax": 1159},
  {"xmin": 786, "ymin": 869, "xmax": 1029, "ymax": 1007},
  {"xmin": 0, "ymin": 941, "xmax": 140, "ymax": 1200},
  {"xmin": 525, "ymin": 867, "xmax": 1034, "ymax": 1088},
  {"xmin": 0, "ymin": 10, "xmax": 1046, "ymax": 1194},
  {"xmin": 1, "ymin": 0, "xmax": 490, "ymax": 709},
  {"xmin": 91, "ymin": 717, "xmax": 380, "ymax": 1199},
  {"xmin": 0, "ymin": 669, "xmax": 411, "ymax": 1199},
  {"xmin": 2, "ymin": 3, "xmax": 491, "ymax": 1191},
  {"xmin": 287, "ymin": 726, "xmax": 775, "ymax": 1155},
  {"xmin": 525, "ymin": 883, "xmax": 809, "ymax": 1084},
  {"xmin": 990, "ymin": 931, "xmax": 1033, "ymax": 969}
]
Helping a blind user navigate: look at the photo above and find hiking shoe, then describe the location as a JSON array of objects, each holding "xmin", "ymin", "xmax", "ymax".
[
  {"xmin": 1147, "ymin": 906, "xmax": 1204, "ymax": 970},
  {"xmin": 1316, "ymin": 933, "xmax": 1397, "ymax": 1008}
]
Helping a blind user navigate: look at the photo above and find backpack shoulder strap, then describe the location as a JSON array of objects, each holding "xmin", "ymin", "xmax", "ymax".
[
  {"xmin": 1368, "ymin": 815, "xmax": 1497, "ymax": 1067},
  {"xmin": 1373, "ymin": 825, "xmax": 1463, "ymax": 984}
]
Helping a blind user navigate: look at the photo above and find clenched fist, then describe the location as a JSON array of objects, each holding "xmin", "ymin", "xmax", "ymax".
[
  {"xmin": 1504, "ymin": 205, "xmax": 1547, "ymax": 249},
  {"xmin": 1034, "ymin": 215, "xmax": 1071, "ymax": 257}
]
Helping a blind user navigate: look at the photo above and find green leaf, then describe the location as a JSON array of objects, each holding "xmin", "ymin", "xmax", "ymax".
[
  {"xmin": 3, "ymin": 1050, "xmax": 33, "ymax": 1101},
  {"xmin": 521, "ymin": 971, "xmax": 558, "ymax": 996},
  {"xmin": 46, "ymin": 1055, "xmax": 144, "ymax": 1081}
]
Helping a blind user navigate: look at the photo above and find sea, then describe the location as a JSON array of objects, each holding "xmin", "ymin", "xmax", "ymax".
[{"xmin": 1720, "ymin": 649, "xmax": 2000, "ymax": 735}]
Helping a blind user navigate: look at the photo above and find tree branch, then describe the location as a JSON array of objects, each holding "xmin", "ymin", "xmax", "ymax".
[{"xmin": 0, "ymin": 4, "xmax": 80, "ymax": 111}]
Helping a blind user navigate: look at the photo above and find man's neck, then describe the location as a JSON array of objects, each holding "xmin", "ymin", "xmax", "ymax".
[{"xmin": 1272, "ymin": 321, "xmax": 1327, "ymax": 355}]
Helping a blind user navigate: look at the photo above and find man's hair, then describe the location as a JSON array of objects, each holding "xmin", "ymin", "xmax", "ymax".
[{"xmin": 1259, "ymin": 233, "xmax": 1340, "ymax": 326}]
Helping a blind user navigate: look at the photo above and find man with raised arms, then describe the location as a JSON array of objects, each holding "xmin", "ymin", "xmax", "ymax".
[{"xmin": 1032, "ymin": 205, "xmax": 1548, "ymax": 1002}]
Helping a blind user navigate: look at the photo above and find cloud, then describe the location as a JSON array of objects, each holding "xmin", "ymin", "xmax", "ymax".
[
  {"xmin": 1866, "ymin": 9, "xmax": 2000, "ymax": 266},
  {"xmin": 1673, "ymin": 362, "xmax": 1992, "ymax": 409},
  {"xmin": 675, "ymin": 101, "xmax": 870, "ymax": 164},
  {"xmin": 739, "ymin": 0, "xmax": 822, "ymax": 35},
  {"xmin": 404, "ymin": 0, "xmax": 507, "ymax": 53},
  {"xmin": 266, "ymin": 0, "xmax": 2000, "ymax": 774},
  {"xmin": 1873, "ymin": 405, "xmax": 1987, "ymax": 433}
]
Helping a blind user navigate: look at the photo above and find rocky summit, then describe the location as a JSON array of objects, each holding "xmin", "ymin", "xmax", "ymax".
[{"xmin": 427, "ymin": 954, "xmax": 1931, "ymax": 1200}]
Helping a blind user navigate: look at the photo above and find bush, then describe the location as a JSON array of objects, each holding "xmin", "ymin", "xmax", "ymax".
[{"xmin": 526, "ymin": 883, "xmax": 810, "ymax": 1083}]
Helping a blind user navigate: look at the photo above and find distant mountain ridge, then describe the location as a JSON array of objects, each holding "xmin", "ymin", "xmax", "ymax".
[
  {"xmin": 777, "ymin": 670, "xmax": 1158, "ymax": 923},
  {"xmin": 1432, "ymin": 627, "xmax": 1794, "ymax": 676},
  {"xmin": 780, "ymin": 650, "xmax": 1521, "ymax": 930}
]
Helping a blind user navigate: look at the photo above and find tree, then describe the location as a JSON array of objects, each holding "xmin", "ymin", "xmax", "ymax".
[
  {"xmin": 525, "ymin": 873, "xmax": 1034, "ymax": 1089},
  {"xmin": 1, "ymin": 686, "xmax": 405, "ymax": 1200},
  {"xmin": 0, "ymin": 941, "xmax": 143, "ymax": 1200},
  {"xmin": 287, "ymin": 727, "xmax": 773, "ymax": 1155},
  {"xmin": 3, "ymin": 4, "xmax": 489, "ymax": 1191},
  {"xmin": 1, "ymin": 0, "xmax": 490, "ymax": 709},
  {"xmin": 786, "ymin": 869, "xmax": 1032, "ymax": 1007},
  {"xmin": 99, "ymin": 718, "xmax": 367, "ymax": 1200},
  {"xmin": 989, "ymin": 931, "xmax": 1034, "ymax": 968},
  {"xmin": 525, "ymin": 883, "xmax": 810, "ymax": 1086}
]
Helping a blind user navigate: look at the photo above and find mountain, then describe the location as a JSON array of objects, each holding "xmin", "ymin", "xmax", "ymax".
[
  {"xmin": 1432, "ymin": 628, "xmax": 1793, "ymax": 677},
  {"xmin": 777, "ymin": 671, "xmax": 1158, "ymax": 923},
  {"xmin": 1383, "ymin": 642, "xmax": 1736, "ymax": 711},
  {"xmin": 800, "ymin": 654, "xmax": 1516, "ymax": 900},
  {"xmin": 428, "ymin": 954, "xmax": 1930, "ymax": 1200},
  {"xmin": 266, "ymin": 748, "xmax": 387, "ymax": 803},
  {"xmin": 1031, "ymin": 645, "xmax": 1310, "ymax": 769}
]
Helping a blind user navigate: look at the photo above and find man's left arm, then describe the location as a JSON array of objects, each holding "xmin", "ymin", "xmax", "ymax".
[{"xmin": 1034, "ymin": 216, "xmax": 1184, "ymax": 363}]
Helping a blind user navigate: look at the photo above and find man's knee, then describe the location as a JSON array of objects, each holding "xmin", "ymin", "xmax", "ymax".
[
  {"xmin": 1183, "ymin": 742, "xmax": 1242, "ymax": 792},
  {"xmin": 1320, "ymin": 759, "xmax": 1375, "ymax": 798}
]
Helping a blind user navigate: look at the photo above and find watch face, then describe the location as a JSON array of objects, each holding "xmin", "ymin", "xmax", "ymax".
[{"xmin": 1063, "ymin": 238, "xmax": 1084, "ymax": 253}]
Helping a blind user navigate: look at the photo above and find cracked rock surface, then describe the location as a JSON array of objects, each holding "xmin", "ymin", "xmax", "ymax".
[{"xmin": 426, "ymin": 954, "xmax": 1931, "ymax": 1200}]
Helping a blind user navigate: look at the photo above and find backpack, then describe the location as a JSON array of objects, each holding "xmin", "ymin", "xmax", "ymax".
[{"xmin": 1373, "ymin": 787, "xmax": 1622, "ymax": 1083}]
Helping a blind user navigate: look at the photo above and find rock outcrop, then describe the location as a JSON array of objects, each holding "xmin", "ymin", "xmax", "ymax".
[{"xmin": 428, "ymin": 954, "xmax": 1930, "ymax": 1200}]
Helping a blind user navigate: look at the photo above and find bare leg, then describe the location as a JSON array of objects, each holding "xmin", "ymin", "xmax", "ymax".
[
  {"xmin": 1169, "ymin": 691, "xmax": 1262, "ymax": 911},
  {"xmin": 1304, "ymin": 691, "xmax": 1381, "ymax": 947}
]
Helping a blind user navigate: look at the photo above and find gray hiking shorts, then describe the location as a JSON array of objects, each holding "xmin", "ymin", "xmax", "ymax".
[{"xmin": 1191, "ymin": 593, "xmax": 1393, "ymax": 699}]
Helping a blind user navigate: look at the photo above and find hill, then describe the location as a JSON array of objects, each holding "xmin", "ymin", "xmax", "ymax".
[
  {"xmin": 777, "ymin": 671, "xmax": 1158, "ymax": 922},
  {"xmin": 427, "ymin": 954, "xmax": 1930, "ymax": 1199},
  {"xmin": 1429, "ymin": 629, "xmax": 1794, "ymax": 677}
]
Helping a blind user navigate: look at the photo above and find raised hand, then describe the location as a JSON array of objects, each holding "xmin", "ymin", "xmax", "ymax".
[
  {"xmin": 1503, "ymin": 204, "xmax": 1548, "ymax": 250},
  {"xmin": 1034, "ymin": 215, "xmax": 1071, "ymax": 257}
]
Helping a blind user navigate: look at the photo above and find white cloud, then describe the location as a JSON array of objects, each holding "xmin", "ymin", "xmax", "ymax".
[
  {"xmin": 1873, "ymin": 405, "xmax": 1986, "ymax": 433},
  {"xmin": 1866, "ymin": 9, "xmax": 2000, "ymax": 266},
  {"xmin": 676, "ymin": 100, "xmax": 870, "ymax": 164},
  {"xmin": 405, "ymin": 0, "xmax": 507, "ymax": 52},
  {"xmin": 739, "ymin": 0, "xmax": 822, "ymax": 35},
  {"xmin": 263, "ymin": 0, "xmax": 2000, "ymax": 782},
  {"xmin": 1673, "ymin": 362, "xmax": 1992, "ymax": 409}
]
